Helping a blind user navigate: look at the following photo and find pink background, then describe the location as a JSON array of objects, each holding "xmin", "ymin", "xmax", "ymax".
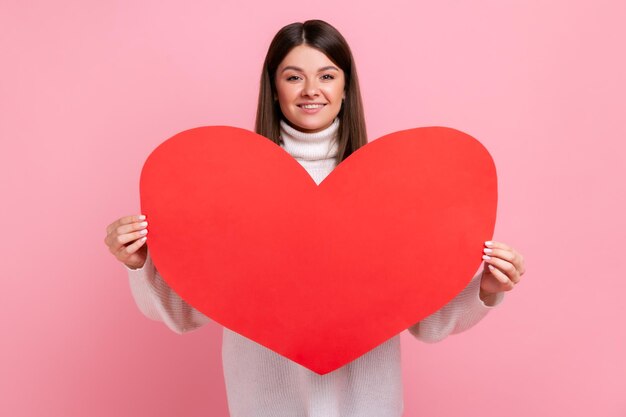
[{"xmin": 2, "ymin": 1, "xmax": 624, "ymax": 416}]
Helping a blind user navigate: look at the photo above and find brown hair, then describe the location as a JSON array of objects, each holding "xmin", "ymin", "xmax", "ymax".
[{"xmin": 255, "ymin": 19, "xmax": 368, "ymax": 162}]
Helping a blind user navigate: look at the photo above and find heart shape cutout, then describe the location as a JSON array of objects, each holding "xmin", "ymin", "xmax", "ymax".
[{"xmin": 140, "ymin": 126, "xmax": 497, "ymax": 374}]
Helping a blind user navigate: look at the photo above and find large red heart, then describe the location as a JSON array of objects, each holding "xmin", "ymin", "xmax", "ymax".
[{"xmin": 140, "ymin": 126, "xmax": 497, "ymax": 374}]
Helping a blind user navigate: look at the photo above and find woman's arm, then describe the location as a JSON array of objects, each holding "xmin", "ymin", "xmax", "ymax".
[
  {"xmin": 409, "ymin": 240, "xmax": 525, "ymax": 342},
  {"xmin": 407, "ymin": 271, "xmax": 504, "ymax": 343},
  {"xmin": 127, "ymin": 249, "xmax": 211, "ymax": 334},
  {"xmin": 105, "ymin": 214, "xmax": 211, "ymax": 334}
]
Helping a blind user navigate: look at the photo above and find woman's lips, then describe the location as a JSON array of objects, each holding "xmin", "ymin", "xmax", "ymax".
[{"xmin": 298, "ymin": 103, "xmax": 326, "ymax": 114}]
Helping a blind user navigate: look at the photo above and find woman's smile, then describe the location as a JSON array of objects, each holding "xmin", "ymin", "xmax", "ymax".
[{"xmin": 298, "ymin": 103, "xmax": 327, "ymax": 113}]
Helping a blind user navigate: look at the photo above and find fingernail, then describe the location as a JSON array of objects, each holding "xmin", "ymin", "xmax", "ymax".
[
  {"xmin": 485, "ymin": 241, "xmax": 494, "ymax": 247},
  {"xmin": 482, "ymin": 254, "xmax": 491, "ymax": 260},
  {"xmin": 140, "ymin": 237, "xmax": 147, "ymax": 242},
  {"xmin": 139, "ymin": 229, "xmax": 148, "ymax": 235},
  {"xmin": 138, "ymin": 215, "xmax": 146, "ymax": 220},
  {"xmin": 139, "ymin": 221, "xmax": 148, "ymax": 227},
  {"xmin": 483, "ymin": 248, "xmax": 493, "ymax": 254}
]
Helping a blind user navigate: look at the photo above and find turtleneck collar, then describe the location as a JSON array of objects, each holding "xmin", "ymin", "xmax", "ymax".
[{"xmin": 279, "ymin": 118, "xmax": 340, "ymax": 161}]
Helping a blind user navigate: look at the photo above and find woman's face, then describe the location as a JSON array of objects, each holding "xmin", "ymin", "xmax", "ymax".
[{"xmin": 275, "ymin": 44, "xmax": 345, "ymax": 134}]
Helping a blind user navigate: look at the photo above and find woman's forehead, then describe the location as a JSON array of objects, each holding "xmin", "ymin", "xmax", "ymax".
[{"xmin": 278, "ymin": 45, "xmax": 341, "ymax": 72}]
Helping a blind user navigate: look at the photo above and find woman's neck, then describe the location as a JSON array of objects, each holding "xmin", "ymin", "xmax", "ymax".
[{"xmin": 279, "ymin": 118, "xmax": 340, "ymax": 161}]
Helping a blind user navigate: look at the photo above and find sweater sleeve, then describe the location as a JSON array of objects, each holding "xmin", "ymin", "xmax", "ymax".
[
  {"xmin": 407, "ymin": 271, "xmax": 504, "ymax": 343},
  {"xmin": 126, "ymin": 250, "xmax": 211, "ymax": 334}
]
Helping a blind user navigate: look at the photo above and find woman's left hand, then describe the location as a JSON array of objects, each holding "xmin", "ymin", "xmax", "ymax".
[{"xmin": 479, "ymin": 240, "xmax": 525, "ymax": 297}]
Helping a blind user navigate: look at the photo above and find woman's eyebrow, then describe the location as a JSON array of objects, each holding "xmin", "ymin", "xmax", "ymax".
[{"xmin": 280, "ymin": 65, "xmax": 340, "ymax": 73}]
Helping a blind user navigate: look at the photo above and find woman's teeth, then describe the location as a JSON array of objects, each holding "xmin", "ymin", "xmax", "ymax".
[{"xmin": 300, "ymin": 104, "xmax": 325, "ymax": 109}]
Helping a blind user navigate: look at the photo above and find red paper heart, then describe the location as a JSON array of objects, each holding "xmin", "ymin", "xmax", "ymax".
[{"xmin": 140, "ymin": 126, "xmax": 497, "ymax": 374}]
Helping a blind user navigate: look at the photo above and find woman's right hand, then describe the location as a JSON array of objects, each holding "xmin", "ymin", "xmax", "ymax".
[{"xmin": 104, "ymin": 214, "xmax": 149, "ymax": 269}]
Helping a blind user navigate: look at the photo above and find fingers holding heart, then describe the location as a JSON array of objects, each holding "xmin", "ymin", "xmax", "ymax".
[
  {"xmin": 483, "ymin": 242, "xmax": 524, "ymax": 285},
  {"xmin": 104, "ymin": 214, "xmax": 150, "ymax": 269}
]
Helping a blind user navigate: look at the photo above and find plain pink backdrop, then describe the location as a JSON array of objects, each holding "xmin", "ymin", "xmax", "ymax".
[{"xmin": 1, "ymin": 1, "xmax": 624, "ymax": 416}]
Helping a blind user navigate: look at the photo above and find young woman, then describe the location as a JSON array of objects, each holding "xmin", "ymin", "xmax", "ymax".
[{"xmin": 104, "ymin": 19, "xmax": 525, "ymax": 417}]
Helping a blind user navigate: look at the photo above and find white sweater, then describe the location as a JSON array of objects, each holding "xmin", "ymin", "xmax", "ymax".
[{"xmin": 127, "ymin": 118, "xmax": 505, "ymax": 417}]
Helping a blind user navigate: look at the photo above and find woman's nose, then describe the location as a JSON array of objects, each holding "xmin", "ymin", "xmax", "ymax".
[{"xmin": 302, "ymin": 79, "xmax": 320, "ymax": 97}]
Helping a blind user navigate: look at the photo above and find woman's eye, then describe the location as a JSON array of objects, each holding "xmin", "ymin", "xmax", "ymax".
[
  {"xmin": 286, "ymin": 75, "xmax": 300, "ymax": 81},
  {"xmin": 321, "ymin": 74, "xmax": 335, "ymax": 80}
]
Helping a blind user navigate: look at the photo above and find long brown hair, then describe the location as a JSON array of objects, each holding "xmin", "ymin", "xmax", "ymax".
[{"xmin": 255, "ymin": 20, "xmax": 368, "ymax": 162}]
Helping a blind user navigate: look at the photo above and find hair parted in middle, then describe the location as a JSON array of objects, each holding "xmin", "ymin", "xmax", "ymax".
[{"xmin": 255, "ymin": 19, "xmax": 368, "ymax": 162}]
